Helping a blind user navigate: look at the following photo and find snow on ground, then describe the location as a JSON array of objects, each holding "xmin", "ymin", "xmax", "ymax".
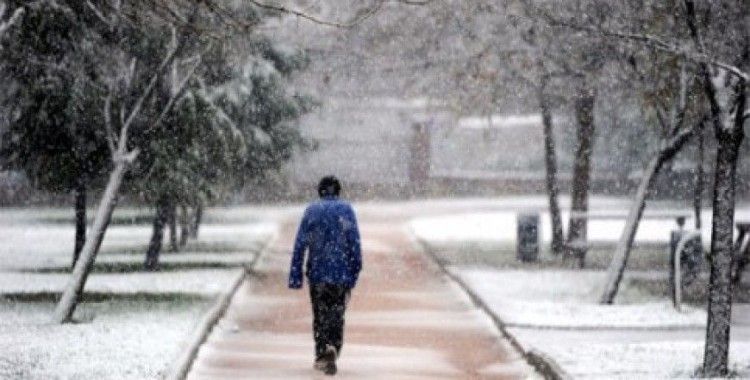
[
  {"xmin": 451, "ymin": 267, "xmax": 750, "ymax": 378},
  {"xmin": 0, "ymin": 269, "xmax": 243, "ymax": 296},
  {"xmin": 0, "ymin": 207, "xmax": 276, "ymax": 379},
  {"xmin": 410, "ymin": 207, "xmax": 750, "ymax": 246},
  {"xmin": 0, "ymin": 219, "xmax": 275, "ymax": 270},
  {"xmin": 0, "ymin": 300, "xmax": 210, "ymax": 379},
  {"xmin": 511, "ymin": 328, "xmax": 750, "ymax": 379},
  {"xmin": 99, "ymin": 252, "xmax": 257, "ymax": 265},
  {"xmin": 455, "ymin": 268, "xmax": 706, "ymax": 329},
  {"xmin": 204, "ymin": 195, "xmax": 688, "ymax": 225},
  {"xmin": 190, "ymin": 223, "xmax": 277, "ymax": 244},
  {"xmin": 407, "ymin": 200, "xmax": 750, "ymax": 378}
]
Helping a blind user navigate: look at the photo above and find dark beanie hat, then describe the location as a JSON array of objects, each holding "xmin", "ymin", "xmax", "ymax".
[{"xmin": 318, "ymin": 175, "xmax": 341, "ymax": 197}]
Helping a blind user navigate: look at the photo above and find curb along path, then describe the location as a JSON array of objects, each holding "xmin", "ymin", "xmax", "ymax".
[
  {"xmin": 429, "ymin": 256, "xmax": 570, "ymax": 380},
  {"xmin": 185, "ymin": 212, "xmax": 540, "ymax": 379},
  {"xmin": 167, "ymin": 237, "xmax": 273, "ymax": 380}
]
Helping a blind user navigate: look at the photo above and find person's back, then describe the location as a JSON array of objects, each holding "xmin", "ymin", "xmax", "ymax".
[
  {"xmin": 291, "ymin": 197, "xmax": 360, "ymax": 287},
  {"xmin": 288, "ymin": 176, "xmax": 361, "ymax": 376}
]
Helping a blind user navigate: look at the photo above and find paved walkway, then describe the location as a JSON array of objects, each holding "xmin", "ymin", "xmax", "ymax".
[{"xmin": 187, "ymin": 211, "xmax": 538, "ymax": 379}]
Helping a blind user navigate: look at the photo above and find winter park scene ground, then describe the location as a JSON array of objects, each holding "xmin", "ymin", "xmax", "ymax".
[{"xmin": 1, "ymin": 1, "xmax": 750, "ymax": 380}]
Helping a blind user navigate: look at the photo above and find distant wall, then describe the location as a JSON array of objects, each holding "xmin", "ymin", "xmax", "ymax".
[
  {"xmin": 2, "ymin": 96, "xmax": 749, "ymax": 205},
  {"xmin": 284, "ymin": 97, "xmax": 452, "ymax": 186}
]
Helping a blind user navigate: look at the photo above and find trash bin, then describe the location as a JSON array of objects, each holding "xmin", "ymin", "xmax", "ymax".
[
  {"xmin": 517, "ymin": 213, "xmax": 539, "ymax": 262},
  {"xmin": 670, "ymin": 230, "xmax": 703, "ymax": 287}
]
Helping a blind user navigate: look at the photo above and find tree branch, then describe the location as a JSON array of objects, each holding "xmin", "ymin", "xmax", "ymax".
[
  {"xmin": 682, "ymin": 0, "xmax": 746, "ymax": 137},
  {"xmin": 0, "ymin": 6, "xmax": 24, "ymax": 37},
  {"xmin": 85, "ymin": 1, "xmax": 113, "ymax": 29},
  {"xmin": 670, "ymin": 64, "xmax": 693, "ymax": 136},
  {"xmin": 149, "ymin": 51, "xmax": 204, "ymax": 130},
  {"xmin": 243, "ymin": 0, "xmax": 385, "ymax": 28},
  {"xmin": 659, "ymin": 119, "xmax": 696, "ymax": 158},
  {"xmin": 682, "ymin": 0, "xmax": 706, "ymax": 53},
  {"xmin": 397, "ymin": 0, "xmax": 435, "ymax": 4},
  {"xmin": 103, "ymin": 92, "xmax": 118, "ymax": 155},
  {"xmin": 117, "ymin": 32, "xmax": 184, "ymax": 155},
  {"xmin": 654, "ymin": 106, "xmax": 670, "ymax": 137},
  {"xmin": 551, "ymin": 19, "xmax": 749, "ymax": 82}
]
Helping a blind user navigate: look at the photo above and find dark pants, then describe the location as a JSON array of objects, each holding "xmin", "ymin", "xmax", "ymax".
[{"xmin": 309, "ymin": 283, "xmax": 350, "ymax": 360}]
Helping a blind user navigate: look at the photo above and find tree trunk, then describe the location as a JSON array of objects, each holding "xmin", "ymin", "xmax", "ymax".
[
  {"xmin": 600, "ymin": 155, "xmax": 664, "ymax": 304},
  {"xmin": 539, "ymin": 78, "xmax": 564, "ymax": 255},
  {"xmin": 703, "ymin": 131, "xmax": 743, "ymax": 377},
  {"xmin": 168, "ymin": 202, "xmax": 178, "ymax": 252},
  {"xmin": 51, "ymin": 15, "xmax": 189, "ymax": 322},
  {"xmin": 144, "ymin": 197, "xmax": 170, "ymax": 271},
  {"xmin": 600, "ymin": 126, "xmax": 696, "ymax": 304},
  {"xmin": 179, "ymin": 205, "xmax": 189, "ymax": 247},
  {"xmin": 566, "ymin": 79, "xmax": 596, "ymax": 266},
  {"xmin": 190, "ymin": 204, "xmax": 203, "ymax": 239},
  {"xmin": 694, "ymin": 127, "xmax": 704, "ymax": 230},
  {"xmin": 72, "ymin": 178, "xmax": 86, "ymax": 268},
  {"xmin": 53, "ymin": 157, "xmax": 132, "ymax": 323}
]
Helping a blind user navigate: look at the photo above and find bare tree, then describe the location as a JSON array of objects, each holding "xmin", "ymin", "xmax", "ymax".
[
  {"xmin": 516, "ymin": 0, "xmax": 618, "ymax": 265},
  {"xmin": 601, "ymin": 61, "xmax": 700, "ymax": 304},
  {"xmin": 510, "ymin": 0, "xmax": 567, "ymax": 255},
  {"xmin": 693, "ymin": 121, "xmax": 704, "ymax": 231},
  {"xmin": 682, "ymin": 1, "xmax": 749, "ymax": 375},
  {"xmin": 563, "ymin": 0, "xmax": 748, "ymax": 373},
  {"xmin": 566, "ymin": 74, "xmax": 596, "ymax": 264},
  {"xmin": 538, "ymin": 72, "xmax": 565, "ymax": 255}
]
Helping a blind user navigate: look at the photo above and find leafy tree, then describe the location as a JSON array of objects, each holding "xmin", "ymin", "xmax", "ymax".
[
  {"xmin": 137, "ymin": 86, "xmax": 244, "ymax": 269},
  {"xmin": 135, "ymin": 34, "xmax": 311, "ymax": 270},
  {"xmin": 0, "ymin": 1, "xmax": 110, "ymax": 266},
  {"xmin": 48, "ymin": 0, "xmax": 218, "ymax": 322},
  {"xmin": 214, "ymin": 39, "xmax": 311, "ymax": 186}
]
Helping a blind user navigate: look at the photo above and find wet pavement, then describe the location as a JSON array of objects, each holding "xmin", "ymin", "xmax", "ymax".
[{"xmin": 186, "ymin": 210, "xmax": 538, "ymax": 379}]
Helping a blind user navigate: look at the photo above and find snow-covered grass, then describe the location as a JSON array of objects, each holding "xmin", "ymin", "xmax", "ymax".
[
  {"xmin": 0, "ymin": 214, "xmax": 275, "ymax": 270},
  {"xmin": 0, "ymin": 299, "xmax": 210, "ymax": 379},
  {"xmin": 424, "ymin": 240, "xmax": 675, "ymax": 271},
  {"xmin": 451, "ymin": 267, "xmax": 750, "ymax": 378},
  {"xmin": 411, "ymin": 209, "xmax": 747, "ymax": 246},
  {"xmin": 410, "ymin": 204, "xmax": 750, "ymax": 271},
  {"xmin": 513, "ymin": 328, "xmax": 750, "ymax": 379},
  {"xmin": 410, "ymin": 205, "xmax": 750, "ymax": 252},
  {"xmin": 0, "ymin": 206, "xmax": 276, "ymax": 379},
  {"xmin": 455, "ymin": 268, "xmax": 706, "ymax": 329},
  {"xmin": 0, "ymin": 269, "xmax": 244, "ymax": 296},
  {"xmin": 408, "ymin": 202, "xmax": 750, "ymax": 378}
]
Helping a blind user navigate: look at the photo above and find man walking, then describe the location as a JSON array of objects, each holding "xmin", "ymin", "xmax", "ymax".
[{"xmin": 289, "ymin": 175, "xmax": 362, "ymax": 376}]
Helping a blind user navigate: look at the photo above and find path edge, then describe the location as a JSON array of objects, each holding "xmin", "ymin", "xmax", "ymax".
[
  {"xmin": 412, "ymin": 236, "xmax": 572, "ymax": 380},
  {"xmin": 164, "ymin": 236, "xmax": 274, "ymax": 380}
]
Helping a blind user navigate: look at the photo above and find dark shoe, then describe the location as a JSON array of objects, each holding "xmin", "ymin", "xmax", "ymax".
[
  {"xmin": 322, "ymin": 344, "xmax": 337, "ymax": 375},
  {"xmin": 314, "ymin": 358, "xmax": 327, "ymax": 371}
]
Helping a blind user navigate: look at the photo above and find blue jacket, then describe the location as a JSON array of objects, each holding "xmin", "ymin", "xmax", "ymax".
[{"xmin": 288, "ymin": 196, "xmax": 362, "ymax": 289}]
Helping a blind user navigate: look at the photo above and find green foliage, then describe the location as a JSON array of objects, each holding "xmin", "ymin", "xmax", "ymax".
[
  {"xmin": 213, "ymin": 49, "xmax": 313, "ymax": 183},
  {"xmin": 129, "ymin": 35, "xmax": 312, "ymax": 206},
  {"xmin": 0, "ymin": 1, "xmax": 110, "ymax": 191},
  {"xmin": 1, "ymin": 1, "xmax": 311, "ymax": 207},
  {"xmin": 131, "ymin": 86, "xmax": 243, "ymax": 205}
]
